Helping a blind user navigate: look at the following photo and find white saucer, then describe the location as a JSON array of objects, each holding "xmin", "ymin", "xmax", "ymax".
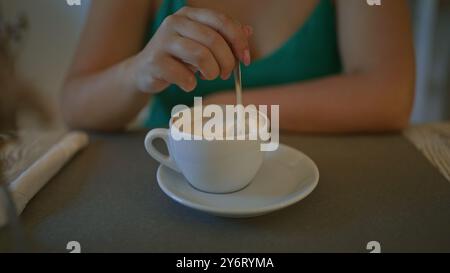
[{"xmin": 156, "ymin": 144, "xmax": 319, "ymax": 217}]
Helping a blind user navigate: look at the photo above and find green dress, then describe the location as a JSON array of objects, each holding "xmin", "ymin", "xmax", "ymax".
[{"xmin": 144, "ymin": 0, "xmax": 341, "ymax": 128}]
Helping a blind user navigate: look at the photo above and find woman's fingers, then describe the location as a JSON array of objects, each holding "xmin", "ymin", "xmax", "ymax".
[
  {"xmin": 168, "ymin": 36, "xmax": 221, "ymax": 80},
  {"xmin": 153, "ymin": 56, "xmax": 197, "ymax": 92},
  {"xmin": 138, "ymin": 7, "xmax": 252, "ymax": 94},
  {"xmin": 176, "ymin": 7, "xmax": 251, "ymax": 66},
  {"xmin": 173, "ymin": 16, "xmax": 235, "ymax": 79}
]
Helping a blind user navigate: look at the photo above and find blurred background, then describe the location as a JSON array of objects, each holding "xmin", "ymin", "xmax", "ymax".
[{"xmin": 0, "ymin": 0, "xmax": 449, "ymax": 130}]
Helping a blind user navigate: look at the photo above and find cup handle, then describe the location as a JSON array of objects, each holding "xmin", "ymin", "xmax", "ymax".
[{"xmin": 144, "ymin": 129, "xmax": 180, "ymax": 173}]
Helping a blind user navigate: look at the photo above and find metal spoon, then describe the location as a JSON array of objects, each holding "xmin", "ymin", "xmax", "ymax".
[{"xmin": 233, "ymin": 62, "xmax": 242, "ymax": 106}]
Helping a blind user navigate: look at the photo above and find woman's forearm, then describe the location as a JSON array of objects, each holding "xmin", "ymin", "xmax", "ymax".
[
  {"xmin": 206, "ymin": 72, "xmax": 414, "ymax": 133},
  {"xmin": 61, "ymin": 56, "xmax": 151, "ymax": 131}
]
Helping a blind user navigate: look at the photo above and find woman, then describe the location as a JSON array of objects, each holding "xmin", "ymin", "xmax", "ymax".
[{"xmin": 61, "ymin": 0, "xmax": 415, "ymax": 132}]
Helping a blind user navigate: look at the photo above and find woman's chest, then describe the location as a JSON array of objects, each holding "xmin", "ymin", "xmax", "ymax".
[{"xmin": 186, "ymin": 0, "xmax": 320, "ymax": 61}]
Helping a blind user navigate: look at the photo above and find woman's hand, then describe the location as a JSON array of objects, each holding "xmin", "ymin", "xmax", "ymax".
[{"xmin": 129, "ymin": 7, "xmax": 252, "ymax": 94}]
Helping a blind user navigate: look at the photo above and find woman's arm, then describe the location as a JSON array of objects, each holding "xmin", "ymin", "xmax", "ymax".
[
  {"xmin": 62, "ymin": 1, "xmax": 251, "ymax": 131},
  {"xmin": 61, "ymin": 0, "xmax": 155, "ymax": 131},
  {"xmin": 205, "ymin": 0, "xmax": 415, "ymax": 133}
]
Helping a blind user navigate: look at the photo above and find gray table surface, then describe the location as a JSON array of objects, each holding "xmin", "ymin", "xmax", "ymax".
[{"xmin": 18, "ymin": 132, "xmax": 450, "ymax": 252}]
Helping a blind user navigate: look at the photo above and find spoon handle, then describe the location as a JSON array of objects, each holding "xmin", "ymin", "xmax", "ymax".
[{"xmin": 233, "ymin": 62, "xmax": 242, "ymax": 105}]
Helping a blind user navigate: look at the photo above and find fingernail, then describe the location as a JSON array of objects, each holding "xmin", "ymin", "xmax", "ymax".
[
  {"xmin": 243, "ymin": 49, "xmax": 251, "ymax": 66},
  {"xmin": 185, "ymin": 77, "xmax": 196, "ymax": 91},
  {"xmin": 221, "ymin": 72, "xmax": 231, "ymax": 80}
]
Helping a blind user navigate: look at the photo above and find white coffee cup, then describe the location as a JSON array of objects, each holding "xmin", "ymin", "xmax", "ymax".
[{"xmin": 144, "ymin": 108, "xmax": 268, "ymax": 193}]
